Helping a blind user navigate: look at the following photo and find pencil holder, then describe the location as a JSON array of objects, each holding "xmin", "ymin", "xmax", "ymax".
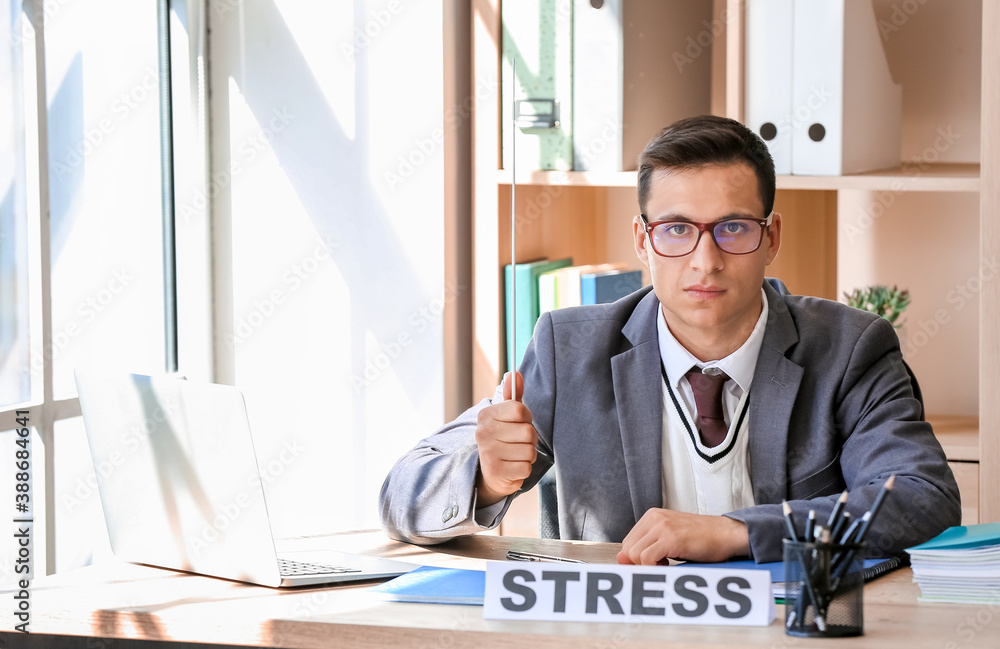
[{"xmin": 783, "ymin": 539, "xmax": 865, "ymax": 637}]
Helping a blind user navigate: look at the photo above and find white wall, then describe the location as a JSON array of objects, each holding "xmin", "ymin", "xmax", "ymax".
[{"xmin": 208, "ymin": 0, "xmax": 447, "ymax": 537}]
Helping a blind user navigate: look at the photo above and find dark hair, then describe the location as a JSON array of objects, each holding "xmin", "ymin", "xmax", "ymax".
[{"xmin": 636, "ymin": 115, "xmax": 775, "ymax": 217}]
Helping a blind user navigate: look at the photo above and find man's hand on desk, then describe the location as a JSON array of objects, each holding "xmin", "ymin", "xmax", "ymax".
[
  {"xmin": 475, "ymin": 371, "xmax": 537, "ymax": 507},
  {"xmin": 617, "ymin": 509, "xmax": 750, "ymax": 565}
]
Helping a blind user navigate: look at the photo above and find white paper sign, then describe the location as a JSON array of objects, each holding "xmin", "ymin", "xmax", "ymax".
[{"xmin": 484, "ymin": 561, "xmax": 775, "ymax": 626}]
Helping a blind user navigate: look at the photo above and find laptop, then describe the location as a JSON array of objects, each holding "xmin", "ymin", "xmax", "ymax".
[{"xmin": 74, "ymin": 369, "xmax": 416, "ymax": 587}]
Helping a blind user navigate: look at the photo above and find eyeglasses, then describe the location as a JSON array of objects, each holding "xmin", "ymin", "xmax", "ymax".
[{"xmin": 639, "ymin": 212, "xmax": 773, "ymax": 258}]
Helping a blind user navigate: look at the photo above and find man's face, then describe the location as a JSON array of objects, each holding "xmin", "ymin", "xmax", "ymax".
[{"xmin": 633, "ymin": 162, "xmax": 781, "ymax": 357}]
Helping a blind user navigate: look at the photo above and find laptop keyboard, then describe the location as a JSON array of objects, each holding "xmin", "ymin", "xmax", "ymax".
[{"xmin": 278, "ymin": 557, "xmax": 363, "ymax": 576}]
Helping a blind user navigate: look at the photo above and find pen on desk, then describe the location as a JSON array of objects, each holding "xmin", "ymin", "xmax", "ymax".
[{"xmin": 506, "ymin": 550, "xmax": 586, "ymax": 564}]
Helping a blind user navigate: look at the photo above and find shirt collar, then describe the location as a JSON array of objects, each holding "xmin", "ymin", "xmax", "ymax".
[{"xmin": 656, "ymin": 288, "xmax": 769, "ymax": 393}]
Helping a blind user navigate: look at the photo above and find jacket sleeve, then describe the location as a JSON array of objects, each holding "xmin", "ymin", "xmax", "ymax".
[
  {"xmin": 378, "ymin": 314, "xmax": 558, "ymax": 545},
  {"xmin": 727, "ymin": 316, "xmax": 961, "ymax": 562}
]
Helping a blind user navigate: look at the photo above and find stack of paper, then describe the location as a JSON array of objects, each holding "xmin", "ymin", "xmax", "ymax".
[{"xmin": 905, "ymin": 523, "xmax": 1000, "ymax": 604}]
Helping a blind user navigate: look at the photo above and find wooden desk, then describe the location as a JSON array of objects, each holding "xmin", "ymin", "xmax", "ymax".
[{"xmin": 2, "ymin": 531, "xmax": 997, "ymax": 648}]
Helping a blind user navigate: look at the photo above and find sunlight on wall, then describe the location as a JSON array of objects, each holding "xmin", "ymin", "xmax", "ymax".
[
  {"xmin": 212, "ymin": 0, "xmax": 446, "ymax": 537},
  {"xmin": 41, "ymin": 0, "xmax": 165, "ymax": 573},
  {"xmin": 45, "ymin": 1, "xmax": 165, "ymax": 400}
]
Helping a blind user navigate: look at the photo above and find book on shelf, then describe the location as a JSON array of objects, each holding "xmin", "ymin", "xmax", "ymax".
[
  {"xmin": 580, "ymin": 269, "xmax": 643, "ymax": 305},
  {"xmin": 905, "ymin": 522, "xmax": 1000, "ymax": 604},
  {"xmin": 538, "ymin": 263, "xmax": 624, "ymax": 314},
  {"xmin": 505, "ymin": 258, "xmax": 573, "ymax": 371}
]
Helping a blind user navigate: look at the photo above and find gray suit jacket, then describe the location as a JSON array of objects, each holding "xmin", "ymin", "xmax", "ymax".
[{"xmin": 379, "ymin": 280, "xmax": 961, "ymax": 562}]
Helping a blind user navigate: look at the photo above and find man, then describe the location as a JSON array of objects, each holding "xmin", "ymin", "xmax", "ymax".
[{"xmin": 379, "ymin": 115, "xmax": 960, "ymax": 563}]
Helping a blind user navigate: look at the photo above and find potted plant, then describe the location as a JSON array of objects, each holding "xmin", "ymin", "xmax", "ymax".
[{"xmin": 843, "ymin": 285, "xmax": 910, "ymax": 328}]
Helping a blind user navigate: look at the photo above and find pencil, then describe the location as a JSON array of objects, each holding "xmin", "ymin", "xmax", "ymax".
[
  {"xmin": 826, "ymin": 490, "xmax": 849, "ymax": 530},
  {"xmin": 855, "ymin": 475, "xmax": 895, "ymax": 545},
  {"xmin": 804, "ymin": 510, "xmax": 816, "ymax": 543},
  {"xmin": 831, "ymin": 511, "xmax": 852, "ymax": 543},
  {"xmin": 782, "ymin": 501, "xmax": 798, "ymax": 542},
  {"xmin": 838, "ymin": 511, "xmax": 865, "ymax": 545}
]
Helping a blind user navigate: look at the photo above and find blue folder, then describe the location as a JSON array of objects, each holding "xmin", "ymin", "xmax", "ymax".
[{"xmin": 369, "ymin": 566, "xmax": 485, "ymax": 605}]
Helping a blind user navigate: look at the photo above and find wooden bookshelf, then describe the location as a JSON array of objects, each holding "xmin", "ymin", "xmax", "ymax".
[
  {"xmin": 471, "ymin": 0, "xmax": 1000, "ymax": 524},
  {"xmin": 929, "ymin": 415, "xmax": 980, "ymax": 463},
  {"xmin": 498, "ymin": 163, "xmax": 980, "ymax": 192}
]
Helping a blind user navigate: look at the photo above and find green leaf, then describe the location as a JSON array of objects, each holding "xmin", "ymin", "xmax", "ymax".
[{"xmin": 843, "ymin": 285, "xmax": 910, "ymax": 328}]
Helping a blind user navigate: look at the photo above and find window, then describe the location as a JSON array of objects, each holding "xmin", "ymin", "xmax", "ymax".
[{"xmin": 1, "ymin": 0, "xmax": 186, "ymax": 577}]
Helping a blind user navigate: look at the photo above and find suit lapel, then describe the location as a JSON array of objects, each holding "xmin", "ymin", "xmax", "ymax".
[
  {"xmin": 749, "ymin": 282, "xmax": 803, "ymax": 505},
  {"xmin": 612, "ymin": 289, "xmax": 664, "ymax": 522}
]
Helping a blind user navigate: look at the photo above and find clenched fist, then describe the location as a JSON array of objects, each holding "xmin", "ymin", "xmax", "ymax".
[{"xmin": 474, "ymin": 371, "xmax": 538, "ymax": 506}]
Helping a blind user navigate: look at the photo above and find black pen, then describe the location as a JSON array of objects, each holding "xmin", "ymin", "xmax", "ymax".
[
  {"xmin": 804, "ymin": 510, "xmax": 816, "ymax": 543},
  {"xmin": 506, "ymin": 550, "xmax": 586, "ymax": 564}
]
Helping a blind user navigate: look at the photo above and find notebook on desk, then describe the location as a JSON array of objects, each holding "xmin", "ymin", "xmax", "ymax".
[
  {"xmin": 682, "ymin": 556, "xmax": 904, "ymax": 599},
  {"xmin": 74, "ymin": 369, "xmax": 416, "ymax": 588}
]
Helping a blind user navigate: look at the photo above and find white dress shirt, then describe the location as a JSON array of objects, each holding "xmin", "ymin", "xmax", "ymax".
[{"xmin": 656, "ymin": 289, "xmax": 769, "ymax": 514}]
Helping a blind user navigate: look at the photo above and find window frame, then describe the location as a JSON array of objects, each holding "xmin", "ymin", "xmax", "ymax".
[{"xmin": 0, "ymin": 0, "xmax": 211, "ymax": 576}]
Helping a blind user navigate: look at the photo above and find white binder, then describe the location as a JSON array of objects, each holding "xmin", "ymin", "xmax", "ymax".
[
  {"xmin": 790, "ymin": 0, "xmax": 901, "ymax": 175},
  {"xmin": 744, "ymin": 0, "xmax": 794, "ymax": 175},
  {"xmin": 572, "ymin": 0, "xmax": 623, "ymax": 172}
]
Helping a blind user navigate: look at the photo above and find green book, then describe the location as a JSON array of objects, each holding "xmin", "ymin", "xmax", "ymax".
[{"xmin": 505, "ymin": 258, "xmax": 572, "ymax": 371}]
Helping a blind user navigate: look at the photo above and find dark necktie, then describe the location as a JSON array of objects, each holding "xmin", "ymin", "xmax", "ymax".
[{"xmin": 685, "ymin": 368, "xmax": 731, "ymax": 448}]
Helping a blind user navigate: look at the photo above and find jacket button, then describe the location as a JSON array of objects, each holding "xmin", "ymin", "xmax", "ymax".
[{"xmin": 442, "ymin": 507, "xmax": 453, "ymax": 523}]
